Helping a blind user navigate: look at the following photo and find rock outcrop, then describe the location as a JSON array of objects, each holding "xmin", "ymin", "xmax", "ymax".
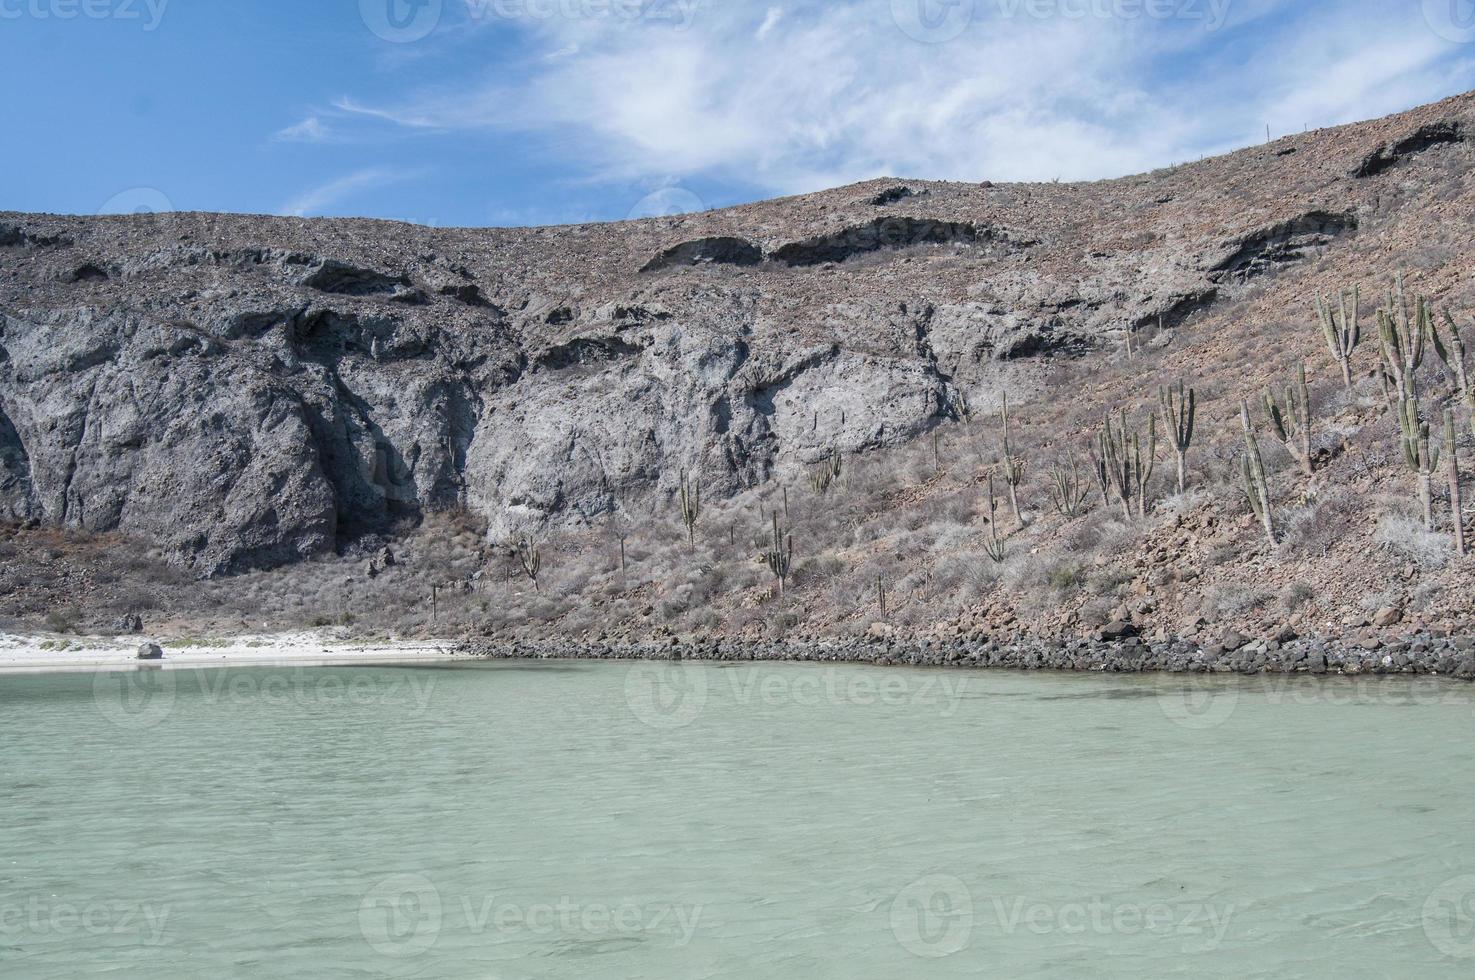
[{"xmin": 2, "ymin": 92, "xmax": 1473, "ymax": 576}]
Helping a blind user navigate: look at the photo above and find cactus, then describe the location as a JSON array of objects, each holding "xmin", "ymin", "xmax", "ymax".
[
  {"xmin": 1239, "ymin": 401, "xmax": 1277, "ymax": 546},
  {"xmin": 982, "ymin": 475, "xmax": 1007, "ymax": 563},
  {"xmin": 998, "ymin": 391, "xmax": 1028, "ymax": 524},
  {"xmin": 877, "ymin": 573, "xmax": 887, "ymax": 618},
  {"xmin": 1399, "ymin": 395, "xmax": 1441, "ymax": 530},
  {"xmin": 1316, "ymin": 285, "xmax": 1361, "ymax": 388},
  {"xmin": 762, "ymin": 513, "xmax": 794, "ymax": 601},
  {"xmin": 678, "ymin": 470, "xmax": 701, "ymax": 550},
  {"xmin": 1158, "ymin": 379, "xmax": 1196, "ymax": 494},
  {"xmin": 609, "ymin": 512, "xmax": 630, "ymax": 574},
  {"xmin": 1377, "ymin": 274, "xmax": 1429, "ymax": 406},
  {"xmin": 808, "ymin": 450, "xmax": 843, "ymax": 496},
  {"xmin": 514, "ymin": 534, "xmax": 542, "ymax": 591},
  {"xmin": 932, "ymin": 430, "xmax": 942, "ymax": 474},
  {"xmin": 1262, "ymin": 362, "xmax": 1315, "ymax": 478},
  {"xmin": 955, "ymin": 390, "xmax": 972, "ymax": 424},
  {"xmin": 1091, "ymin": 409, "xmax": 1156, "ymax": 518},
  {"xmin": 1431, "ymin": 309, "xmax": 1475, "ymax": 413},
  {"xmin": 1047, "ymin": 455, "xmax": 1091, "ymax": 518},
  {"xmin": 1445, "ymin": 408, "xmax": 1466, "ymax": 556}
]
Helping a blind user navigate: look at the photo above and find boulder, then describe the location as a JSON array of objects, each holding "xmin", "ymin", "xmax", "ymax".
[
  {"xmin": 136, "ymin": 642, "xmax": 164, "ymax": 661},
  {"xmin": 1373, "ymin": 606, "xmax": 1404, "ymax": 628}
]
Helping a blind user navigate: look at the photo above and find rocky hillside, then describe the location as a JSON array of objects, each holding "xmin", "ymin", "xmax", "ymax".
[{"xmin": 2, "ymin": 89, "xmax": 1474, "ymax": 612}]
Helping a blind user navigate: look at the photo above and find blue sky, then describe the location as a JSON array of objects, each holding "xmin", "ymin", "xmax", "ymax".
[{"xmin": 2, "ymin": 0, "xmax": 1474, "ymax": 227}]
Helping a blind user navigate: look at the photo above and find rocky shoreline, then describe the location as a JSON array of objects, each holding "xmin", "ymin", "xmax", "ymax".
[{"xmin": 460, "ymin": 631, "xmax": 1475, "ymax": 678}]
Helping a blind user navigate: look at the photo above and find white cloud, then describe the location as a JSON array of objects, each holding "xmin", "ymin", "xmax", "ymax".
[
  {"xmin": 757, "ymin": 6, "xmax": 784, "ymax": 40},
  {"xmin": 298, "ymin": 1, "xmax": 1473, "ymax": 197},
  {"xmin": 280, "ymin": 168, "xmax": 417, "ymax": 217},
  {"xmin": 273, "ymin": 117, "xmax": 330, "ymax": 143}
]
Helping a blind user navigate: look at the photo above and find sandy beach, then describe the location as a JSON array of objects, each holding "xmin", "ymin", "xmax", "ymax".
[{"xmin": 0, "ymin": 630, "xmax": 463, "ymax": 674}]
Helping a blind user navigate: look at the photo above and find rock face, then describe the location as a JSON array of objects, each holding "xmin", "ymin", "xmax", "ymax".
[{"xmin": 1, "ymin": 93, "xmax": 1472, "ymax": 576}]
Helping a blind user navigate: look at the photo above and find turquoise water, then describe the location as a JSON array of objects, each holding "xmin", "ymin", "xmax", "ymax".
[{"xmin": 4, "ymin": 660, "xmax": 1475, "ymax": 977}]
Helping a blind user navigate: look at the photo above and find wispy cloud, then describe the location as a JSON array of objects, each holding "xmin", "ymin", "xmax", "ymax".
[
  {"xmin": 273, "ymin": 116, "xmax": 330, "ymax": 143},
  {"xmin": 280, "ymin": 167, "xmax": 417, "ymax": 217},
  {"xmin": 756, "ymin": 6, "xmax": 784, "ymax": 40},
  {"xmin": 285, "ymin": 1, "xmax": 1473, "ymax": 198}
]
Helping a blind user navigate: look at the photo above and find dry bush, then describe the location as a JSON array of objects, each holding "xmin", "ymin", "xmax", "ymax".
[
  {"xmin": 1376, "ymin": 513, "xmax": 1450, "ymax": 571},
  {"xmin": 1201, "ymin": 583, "xmax": 1274, "ymax": 619},
  {"xmin": 1279, "ymin": 488, "xmax": 1361, "ymax": 559}
]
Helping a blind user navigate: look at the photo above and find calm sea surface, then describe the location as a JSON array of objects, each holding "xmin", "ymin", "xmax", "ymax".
[{"xmin": 4, "ymin": 659, "xmax": 1475, "ymax": 978}]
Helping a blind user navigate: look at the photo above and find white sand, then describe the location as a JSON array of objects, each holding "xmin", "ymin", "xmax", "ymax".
[{"xmin": 0, "ymin": 629, "xmax": 461, "ymax": 674}]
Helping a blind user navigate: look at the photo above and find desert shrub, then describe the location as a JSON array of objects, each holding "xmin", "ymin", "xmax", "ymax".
[
  {"xmin": 1280, "ymin": 488, "xmax": 1361, "ymax": 558},
  {"xmin": 44, "ymin": 608, "xmax": 79, "ymax": 634},
  {"xmin": 790, "ymin": 555, "xmax": 844, "ymax": 589},
  {"xmin": 1202, "ymin": 583, "xmax": 1273, "ymax": 618},
  {"xmin": 1279, "ymin": 582, "xmax": 1315, "ymax": 612},
  {"xmin": 685, "ymin": 608, "xmax": 721, "ymax": 632},
  {"xmin": 931, "ymin": 552, "xmax": 998, "ymax": 600},
  {"xmin": 1046, "ymin": 562, "xmax": 1088, "ymax": 591},
  {"xmin": 1375, "ymin": 514, "xmax": 1449, "ymax": 571}
]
